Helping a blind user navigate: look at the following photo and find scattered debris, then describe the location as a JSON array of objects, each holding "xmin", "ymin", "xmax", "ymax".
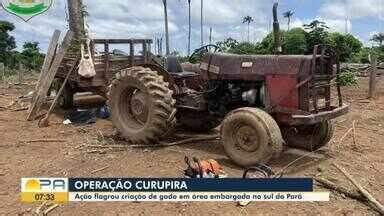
[
  {"xmin": 85, "ymin": 135, "xmax": 220, "ymax": 149},
  {"xmin": 86, "ymin": 149, "xmax": 106, "ymax": 154},
  {"xmin": 21, "ymin": 139, "xmax": 67, "ymax": 143},
  {"xmin": 43, "ymin": 204, "xmax": 59, "ymax": 216},
  {"xmin": 63, "ymin": 119, "xmax": 72, "ymax": 125},
  {"xmin": 12, "ymin": 107, "xmax": 29, "ymax": 112},
  {"xmin": 65, "ymin": 108, "xmax": 97, "ymax": 124},
  {"xmin": 91, "ymin": 165, "xmax": 110, "ymax": 174},
  {"xmin": 18, "ymin": 91, "xmax": 34, "ymax": 102},
  {"xmin": 332, "ymin": 163, "xmax": 384, "ymax": 214},
  {"xmin": 314, "ymin": 177, "xmax": 364, "ymax": 201},
  {"xmin": 35, "ymin": 201, "xmax": 48, "ymax": 215}
]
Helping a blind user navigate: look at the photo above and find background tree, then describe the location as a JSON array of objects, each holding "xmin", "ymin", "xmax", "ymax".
[
  {"xmin": 371, "ymin": 33, "xmax": 384, "ymax": 47},
  {"xmin": 162, "ymin": 0, "xmax": 170, "ymax": 55},
  {"xmin": 20, "ymin": 42, "xmax": 44, "ymax": 71},
  {"xmin": 0, "ymin": 21, "xmax": 16, "ymax": 67},
  {"xmin": 242, "ymin": 16, "xmax": 254, "ymax": 42},
  {"xmin": 283, "ymin": 28, "xmax": 307, "ymax": 54},
  {"xmin": 304, "ymin": 20, "xmax": 329, "ymax": 53},
  {"xmin": 283, "ymin": 10, "xmax": 294, "ymax": 31},
  {"xmin": 216, "ymin": 38, "xmax": 239, "ymax": 52},
  {"xmin": 326, "ymin": 32, "xmax": 362, "ymax": 62}
]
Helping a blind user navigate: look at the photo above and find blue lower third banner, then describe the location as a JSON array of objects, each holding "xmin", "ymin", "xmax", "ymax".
[{"xmin": 21, "ymin": 178, "xmax": 329, "ymax": 202}]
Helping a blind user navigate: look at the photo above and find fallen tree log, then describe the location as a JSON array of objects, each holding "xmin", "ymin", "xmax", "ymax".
[
  {"xmin": 314, "ymin": 177, "xmax": 364, "ymax": 201},
  {"xmin": 333, "ymin": 163, "xmax": 384, "ymax": 215}
]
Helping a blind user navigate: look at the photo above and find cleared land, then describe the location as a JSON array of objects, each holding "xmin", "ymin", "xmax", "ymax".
[{"xmin": 0, "ymin": 77, "xmax": 383, "ymax": 215}]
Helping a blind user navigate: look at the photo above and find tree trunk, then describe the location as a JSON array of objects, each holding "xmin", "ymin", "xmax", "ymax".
[
  {"xmin": 200, "ymin": 0, "xmax": 204, "ymax": 47},
  {"xmin": 162, "ymin": 0, "xmax": 170, "ymax": 55},
  {"xmin": 247, "ymin": 23, "xmax": 250, "ymax": 42},
  {"xmin": 67, "ymin": 0, "xmax": 84, "ymax": 41},
  {"xmin": 188, "ymin": 1, "xmax": 191, "ymax": 56},
  {"xmin": 288, "ymin": 17, "xmax": 291, "ymax": 31}
]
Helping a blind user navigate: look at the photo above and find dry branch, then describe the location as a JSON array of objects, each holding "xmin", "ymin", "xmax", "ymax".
[
  {"xmin": 333, "ymin": 163, "xmax": 384, "ymax": 214},
  {"xmin": 21, "ymin": 139, "xmax": 66, "ymax": 143},
  {"xmin": 86, "ymin": 135, "xmax": 220, "ymax": 149},
  {"xmin": 91, "ymin": 166, "xmax": 109, "ymax": 174},
  {"xmin": 12, "ymin": 107, "xmax": 29, "ymax": 112},
  {"xmin": 314, "ymin": 177, "xmax": 364, "ymax": 201},
  {"xmin": 43, "ymin": 204, "xmax": 59, "ymax": 216},
  {"xmin": 339, "ymin": 128, "xmax": 353, "ymax": 143},
  {"xmin": 139, "ymin": 135, "xmax": 220, "ymax": 148}
]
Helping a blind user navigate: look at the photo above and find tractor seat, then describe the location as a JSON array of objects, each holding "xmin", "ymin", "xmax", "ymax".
[{"xmin": 166, "ymin": 56, "xmax": 198, "ymax": 77}]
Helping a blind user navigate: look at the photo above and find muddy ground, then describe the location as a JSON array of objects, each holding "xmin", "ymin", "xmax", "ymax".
[{"xmin": 0, "ymin": 77, "xmax": 383, "ymax": 215}]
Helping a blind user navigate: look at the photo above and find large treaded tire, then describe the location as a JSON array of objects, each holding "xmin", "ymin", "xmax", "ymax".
[
  {"xmin": 282, "ymin": 121, "xmax": 334, "ymax": 151},
  {"xmin": 221, "ymin": 108, "xmax": 284, "ymax": 167},
  {"xmin": 108, "ymin": 67, "xmax": 176, "ymax": 144}
]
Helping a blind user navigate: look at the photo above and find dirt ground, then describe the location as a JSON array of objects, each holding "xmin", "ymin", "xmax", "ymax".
[{"xmin": 0, "ymin": 77, "xmax": 383, "ymax": 215}]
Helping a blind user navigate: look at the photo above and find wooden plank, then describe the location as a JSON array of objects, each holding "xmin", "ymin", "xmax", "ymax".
[
  {"xmin": 369, "ymin": 55, "xmax": 377, "ymax": 99},
  {"xmin": 32, "ymin": 30, "xmax": 61, "ymax": 103},
  {"xmin": 27, "ymin": 30, "xmax": 74, "ymax": 121}
]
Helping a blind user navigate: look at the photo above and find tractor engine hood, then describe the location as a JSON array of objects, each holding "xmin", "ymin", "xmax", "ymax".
[{"xmin": 200, "ymin": 53, "xmax": 317, "ymax": 81}]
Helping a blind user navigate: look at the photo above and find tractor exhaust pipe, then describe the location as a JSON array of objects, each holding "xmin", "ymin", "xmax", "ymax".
[{"xmin": 273, "ymin": 2, "xmax": 282, "ymax": 54}]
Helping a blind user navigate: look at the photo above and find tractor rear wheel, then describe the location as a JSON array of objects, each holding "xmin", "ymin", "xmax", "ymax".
[
  {"xmin": 282, "ymin": 121, "xmax": 334, "ymax": 151},
  {"xmin": 221, "ymin": 108, "xmax": 284, "ymax": 167},
  {"xmin": 108, "ymin": 67, "xmax": 176, "ymax": 144}
]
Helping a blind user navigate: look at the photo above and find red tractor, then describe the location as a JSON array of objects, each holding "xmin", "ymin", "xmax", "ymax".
[
  {"xmin": 55, "ymin": 5, "xmax": 349, "ymax": 167},
  {"xmin": 104, "ymin": 43, "xmax": 349, "ymax": 167}
]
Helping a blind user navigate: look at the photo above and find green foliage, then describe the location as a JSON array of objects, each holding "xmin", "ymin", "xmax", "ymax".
[
  {"xmin": 216, "ymin": 38, "xmax": 239, "ymax": 52},
  {"xmin": 0, "ymin": 20, "xmax": 16, "ymax": 67},
  {"xmin": 326, "ymin": 33, "xmax": 362, "ymax": 62},
  {"xmin": 283, "ymin": 28, "xmax": 307, "ymax": 54},
  {"xmin": 304, "ymin": 20, "xmax": 329, "ymax": 53},
  {"xmin": 20, "ymin": 42, "xmax": 45, "ymax": 71},
  {"xmin": 337, "ymin": 68, "xmax": 359, "ymax": 86},
  {"xmin": 229, "ymin": 42, "xmax": 259, "ymax": 55},
  {"xmin": 0, "ymin": 20, "xmax": 45, "ymax": 73},
  {"xmin": 371, "ymin": 33, "xmax": 384, "ymax": 47},
  {"xmin": 350, "ymin": 48, "xmax": 371, "ymax": 63}
]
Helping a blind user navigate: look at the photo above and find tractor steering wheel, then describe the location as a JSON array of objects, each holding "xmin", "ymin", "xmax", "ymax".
[{"xmin": 189, "ymin": 44, "xmax": 222, "ymax": 63}]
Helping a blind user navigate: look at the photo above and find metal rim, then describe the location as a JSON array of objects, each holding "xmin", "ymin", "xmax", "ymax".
[
  {"xmin": 232, "ymin": 123, "xmax": 260, "ymax": 153},
  {"xmin": 119, "ymin": 86, "xmax": 149, "ymax": 130}
]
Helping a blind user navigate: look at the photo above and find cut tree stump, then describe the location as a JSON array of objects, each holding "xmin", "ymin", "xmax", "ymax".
[{"xmin": 27, "ymin": 30, "xmax": 74, "ymax": 121}]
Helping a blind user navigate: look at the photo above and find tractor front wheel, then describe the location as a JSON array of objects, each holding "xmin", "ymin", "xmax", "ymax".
[
  {"xmin": 281, "ymin": 121, "xmax": 334, "ymax": 151},
  {"xmin": 108, "ymin": 67, "xmax": 176, "ymax": 144},
  {"xmin": 221, "ymin": 108, "xmax": 284, "ymax": 167}
]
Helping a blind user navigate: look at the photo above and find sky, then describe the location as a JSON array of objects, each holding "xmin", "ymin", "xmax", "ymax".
[{"xmin": 0, "ymin": 0, "xmax": 383, "ymax": 55}]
